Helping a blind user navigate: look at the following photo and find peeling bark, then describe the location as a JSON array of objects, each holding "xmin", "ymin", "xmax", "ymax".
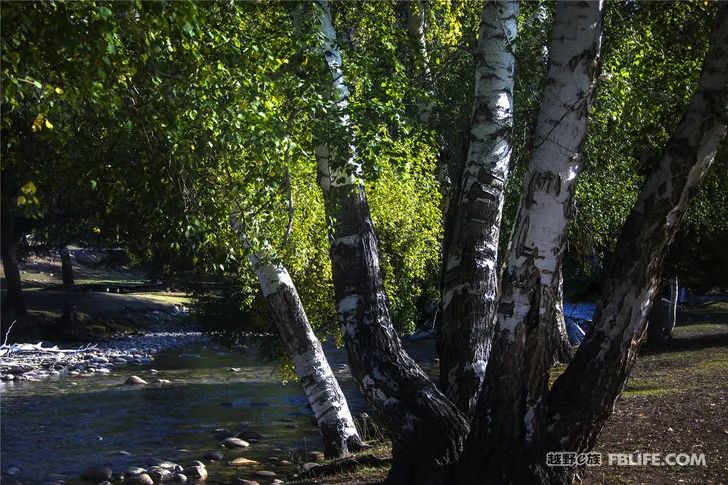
[
  {"xmin": 230, "ymin": 216, "xmax": 363, "ymax": 458},
  {"xmin": 547, "ymin": 7, "xmax": 728, "ymax": 480},
  {"xmin": 459, "ymin": 2, "xmax": 604, "ymax": 482},
  {"xmin": 437, "ymin": 0, "xmax": 518, "ymax": 415},
  {"xmin": 312, "ymin": 2, "xmax": 469, "ymax": 481}
]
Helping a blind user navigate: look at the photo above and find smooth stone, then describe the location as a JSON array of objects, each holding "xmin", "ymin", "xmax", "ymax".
[
  {"xmin": 80, "ymin": 466, "xmax": 112, "ymax": 481},
  {"xmin": 228, "ymin": 458, "xmax": 258, "ymax": 466},
  {"xmin": 203, "ymin": 451, "xmax": 223, "ymax": 461},
  {"xmin": 97, "ymin": 368, "xmax": 111, "ymax": 374},
  {"xmin": 125, "ymin": 467, "xmax": 146, "ymax": 476},
  {"xmin": 149, "ymin": 369, "xmax": 159, "ymax": 374},
  {"xmin": 6, "ymin": 466, "xmax": 20, "ymax": 475},
  {"xmin": 189, "ymin": 461, "xmax": 205, "ymax": 469},
  {"xmin": 182, "ymin": 466, "xmax": 207, "ymax": 481},
  {"xmin": 172, "ymin": 474, "xmax": 187, "ymax": 484},
  {"xmin": 124, "ymin": 376, "xmax": 148, "ymax": 386},
  {"xmin": 307, "ymin": 451, "xmax": 325, "ymax": 462},
  {"xmin": 279, "ymin": 461, "xmax": 292, "ymax": 466},
  {"xmin": 93, "ymin": 357, "xmax": 109, "ymax": 364},
  {"xmin": 301, "ymin": 462, "xmax": 318, "ymax": 472},
  {"xmin": 230, "ymin": 480, "xmax": 258, "ymax": 485},
  {"xmin": 222, "ymin": 438, "xmax": 249, "ymax": 449},
  {"xmin": 213, "ymin": 428, "xmax": 232, "ymax": 437},
  {"xmin": 253, "ymin": 471, "xmax": 275, "ymax": 478},
  {"xmin": 228, "ymin": 368, "xmax": 240, "ymax": 372},
  {"xmin": 149, "ymin": 469, "xmax": 173, "ymax": 482},
  {"xmin": 2, "ymin": 374, "xmax": 15, "ymax": 381},
  {"xmin": 156, "ymin": 462, "xmax": 179, "ymax": 471},
  {"xmin": 125, "ymin": 473, "xmax": 154, "ymax": 485},
  {"xmin": 272, "ymin": 480, "xmax": 284, "ymax": 485}
]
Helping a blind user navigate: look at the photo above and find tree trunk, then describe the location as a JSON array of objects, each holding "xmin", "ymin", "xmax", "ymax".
[
  {"xmin": 60, "ymin": 245, "xmax": 74, "ymax": 286},
  {"xmin": 437, "ymin": 0, "xmax": 518, "ymax": 415},
  {"xmin": 459, "ymin": 2, "xmax": 604, "ymax": 482},
  {"xmin": 665, "ymin": 277, "xmax": 679, "ymax": 337},
  {"xmin": 402, "ymin": 0, "xmax": 434, "ymax": 122},
  {"xmin": 230, "ymin": 216, "xmax": 363, "ymax": 458},
  {"xmin": 313, "ymin": 2, "xmax": 469, "ymax": 482},
  {"xmin": 547, "ymin": 6, "xmax": 728, "ymax": 481},
  {"xmin": 1, "ymin": 179, "xmax": 27, "ymax": 316}
]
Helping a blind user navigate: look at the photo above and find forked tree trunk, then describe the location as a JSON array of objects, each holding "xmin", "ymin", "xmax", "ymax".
[
  {"xmin": 1, "ymin": 179, "xmax": 27, "ymax": 316},
  {"xmin": 313, "ymin": 2, "xmax": 469, "ymax": 482},
  {"xmin": 230, "ymin": 216, "xmax": 363, "ymax": 458},
  {"xmin": 459, "ymin": 2, "xmax": 604, "ymax": 482},
  {"xmin": 437, "ymin": 0, "xmax": 518, "ymax": 415},
  {"xmin": 548, "ymin": 5, "xmax": 728, "ymax": 482}
]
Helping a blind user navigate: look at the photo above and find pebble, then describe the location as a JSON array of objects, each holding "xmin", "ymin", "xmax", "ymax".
[
  {"xmin": 97, "ymin": 368, "xmax": 111, "ymax": 374},
  {"xmin": 182, "ymin": 466, "xmax": 207, "ymax": 481},
  {"xmin": 173, "ymin": 473, "xmax": 187, "ymax": 484},
  {"xmin": 80, "ymin": 466, "xmax": 113, "ymax": 481},
  {"xmin": 126, "ymin": 467, "xmax": 147, "ymax": 476},
  {"xmin": 203, "ymin": 451, "xmax": 224, "ymax": 461},
  {"xmin": 124, "ymin": 376, "xmax": 148, "ymax": 385},
  {"xmin": 253, "ymin": 471, "xmax": 276, "ymax": 478},
  {"xmin": 223, "ymin": 437, "xmax": 250, "ymax": 449},
  {"xmin": 149, "ymin": 469, "xmax": 173, "ymax": 483},
  {"xmin": 307, "ymin": 451, "xmax": 325, "ymax": 462},
  {"xmin": 125, "ymin": 472, "xmax": 154, "ymax": 485},
  {"xmin": 228, "ymin": 457, "xmax": 258, "ymax": 466}
]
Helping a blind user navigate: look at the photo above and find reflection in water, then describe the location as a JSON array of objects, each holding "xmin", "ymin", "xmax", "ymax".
[{"xmin": 1, "ymin": 339, "xmax": 437, "ymax": 483}]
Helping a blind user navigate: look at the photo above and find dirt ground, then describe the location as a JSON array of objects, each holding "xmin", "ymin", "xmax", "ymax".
[
  {"xmin": 1, "ymin": 249, "xmax": 190, "ymax": 340},
  {"xmin": 296, "ymin": 306, "xmax": 728, "ymax": 485}
]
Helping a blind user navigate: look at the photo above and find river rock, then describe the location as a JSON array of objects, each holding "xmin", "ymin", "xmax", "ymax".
[
  {"xmin": 301, "ymin": 462, "xmax": 318, "ymax": 472},
  {"xmin": 228, "ymin": 457, "xmax": 258, "ymax": 466},
  {"xmin": 149, "ymin": 469, "xmax": 173, "ymax": 482},
  {"xmin": 253, "ymin": 471, "xmax": 276, "ymax": 478},
  {"xmin": 182, "ymin": 466, "xmax": 207, "ymax": 481},
  {"xmin": 5, "ymin": 466, "xmax": 20, "ymax": 475},
  {"xmin": 307, "ymin": 451, "xmax": 324, "ymax": 462},
  {"xmin": 2, "ymin": 374, "xmax": 15, "ymax": 381},
  {"xmin": 272, "ymin": 480, "xmax": 284, "ymax": 485},
  {"xmin": 173, "ymin": 474, "xmax": 187, "ymax": 484},
  {"xmin": 93, "ymin": 357, "xmax": 109, "ymax": 364},
  {"xmin": 126, "ymin": 467, "xmax": 146, "ymax": 476},
  {"xmin": 80, "ymin": 466, "xmax": 112, "ymax": 481},
  {"xmin": 203, "ymin": 451, "xmax": 223, "ymax": 461},
  {"xmin": 125, "ymin": 472, "xmax": 154, "ymax": 485},
  {"xmin": 222, "ymin": 438, "xmax": 249, "ymax": 449},
  {"xmin": 189, "ymin": 461, "xmax": 205, "ymax": 469},
  {"xmin": 97, "ymin": 368, "xmax": 111, "ymax": 374},
  {"xmin": 124, "ymin": 376, "xmax": 148, "ymax": 385}
]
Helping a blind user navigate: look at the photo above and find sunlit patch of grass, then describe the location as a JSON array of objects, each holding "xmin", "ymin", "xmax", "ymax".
[{"xmin": 126, "ymin": 292, "xmax": 191, "ymax": 305}]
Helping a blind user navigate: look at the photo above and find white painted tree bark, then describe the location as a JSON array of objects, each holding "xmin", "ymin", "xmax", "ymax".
[
  {"xmin": 548, "ymin": 7, "xmax": 728, "ymax": 473},
  {"xmin": 437, "ymin": 0, "xmax": 518, "ymax": 415},
  {"xmin": 460, "ymin": 2, "xmax": 604, "ymax": 481},
  {"xmin": 312, "ymin": 2, "xmax": 469, "ymax": 482},
  {"xmin": 230, "ymin": 215, "xmax": 363, "ymax": 458}
]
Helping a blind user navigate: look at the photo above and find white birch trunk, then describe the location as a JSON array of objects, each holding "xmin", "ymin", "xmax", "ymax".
[
  {"xmin": 461, "ymin": 2, "xmax": 604, "ymax": 481},
  {"xmin": 403, "ymin": 0, "xmax": 434, "ymax": 122},
  {"xmin": 548, "ymin": 5, "xmax": 728, "ymax": 479},
  {"xmin": 230, "ymin": 216, "xmax": 362, "ymax": 458},
  {"xmin": 312, "ymin": 2, "xmax": 469, "ymax": 481},
  {"xmin": 437, "ymin": 0, "xmax": 518, "ymax": 415},
  {"xmin": 665, "ymin": 277, "xmax": 679, "ymax": 337}
]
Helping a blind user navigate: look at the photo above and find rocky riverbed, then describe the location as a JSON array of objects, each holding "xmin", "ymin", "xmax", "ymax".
[{"xmin": 0, "ymin": 331, "xmax": 209, "ymax": 382}]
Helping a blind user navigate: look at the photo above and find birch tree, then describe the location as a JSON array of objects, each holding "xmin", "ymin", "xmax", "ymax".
[
  {"xmin": 230, "ymin": 214, "xmax": 364, "ymax": 458},
  {"xmin": 437, "ymin": 0, "xmax": 518, "ymax": 415},
  {"xmin": 313, "ymin": 1, "xmax": 469, "ymax": 481}
]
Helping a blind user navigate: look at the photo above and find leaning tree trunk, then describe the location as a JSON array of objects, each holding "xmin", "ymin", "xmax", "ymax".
[
  {"xmin": 312, "ymin": 2, "xmax": 469, "ymax": 482},
  {"xmin": 459, "ymin": 2, "xmax": 604, "ymax": 482},
  {"xmin": 547, "ymin": 5, "xmax": 728, "ymax": 482},
  {"xmin": 230, "ymin": 215, "xmax": 363, "ymax": 458},
  {"xmin": 437, "ymin": 0, "xmax": 518, "ymax": 415},
  {"xmin": 1, "ymin": 179, "xmax": 27, "ymax": 316}
]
